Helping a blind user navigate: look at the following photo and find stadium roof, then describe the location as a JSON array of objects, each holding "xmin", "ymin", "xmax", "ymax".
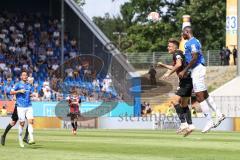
[{"xmin": 210, "ymin": 76, "xmax": 240, "ymax": 96}]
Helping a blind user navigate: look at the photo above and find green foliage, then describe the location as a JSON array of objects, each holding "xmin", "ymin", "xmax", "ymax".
[
  {"xmin": 175, "ymin": 0, "xmax": 226, "ymax": 50},
  {"xmin": 93, "ymin": 14, "xmax": 127, "ymax": 46},
  {"xmin": 73, "ymin": 0, "xmax": 85, "ymax": 6},
  {"xmin": 93, "ymin": 0, "xmax": 226, "ymax": 53}
]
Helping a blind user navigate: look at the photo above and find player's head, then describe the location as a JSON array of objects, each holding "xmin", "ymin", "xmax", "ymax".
[
  {"xmin": 182, "ymin": 26, "xmax": 193, "ymax": 40},
  {"xmin": 20, "ymin": 70, "xmax": 28, "ymax": 82},
  {"xmin": 7, "ymin": 77, "xmax": 12, "ymax": 84},
  {"xmin": 167, "ymin": 38, "xmax": 179, "ymax": 54},
  {"xmin": 70, "ymin": 88, "xmax": 77, "ymax": 96}
]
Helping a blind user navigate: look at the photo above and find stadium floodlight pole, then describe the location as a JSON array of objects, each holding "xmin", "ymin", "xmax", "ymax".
[
  {"xmin": 61, "ymin": 0, "xmax": 65, "ymax": 78},
  {"xmin": 238, "ymin": 0, "xmax": 240, "ymax": 76}
]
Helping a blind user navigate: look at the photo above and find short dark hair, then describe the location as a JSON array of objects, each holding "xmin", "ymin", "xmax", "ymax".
[
  {"xmin": 183, "ymin": 26, "xmax": 193, "ymax": 34},
  {"xmin": 21, "ymin": 70, "xmax": 28, "ymax": 75},
  {"xmin": 168, "ymin": 38, "xmax": 179, "ymax": 48}
]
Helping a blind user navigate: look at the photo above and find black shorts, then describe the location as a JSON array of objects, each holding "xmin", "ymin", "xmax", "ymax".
[
  {"xmin": 11, "ymin": 105, "xmax": 19, "ymax": 122},
  {"xmin": 176, "ymin": 77, "xmax": 193, "ymax": 97},
  {"xmin": 68, "ymin": 112, "xmax": 80, "ymax": 121}
]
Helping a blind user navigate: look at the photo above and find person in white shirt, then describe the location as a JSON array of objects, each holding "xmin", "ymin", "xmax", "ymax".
[{"xmin": 43, "ymin": 86, "xmax": 51, "ymax": 101}]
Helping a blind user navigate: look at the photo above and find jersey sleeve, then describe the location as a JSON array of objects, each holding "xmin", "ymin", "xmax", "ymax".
[
  {"xmin": 190, "ymin": 41, "xmax": 201, "ymax": 54},
  {"xmin": 12, "ymin": 83, "xmax": 19, "ymax": 91},
  {"xmin": 175, "ymin": 52, "xmax": 183, "ymax": 60}
]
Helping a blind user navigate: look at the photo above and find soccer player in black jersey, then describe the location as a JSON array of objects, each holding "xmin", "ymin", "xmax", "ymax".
[{"xmin": 157, "ymin": 38, "xmax": 194, "ymax": 136}]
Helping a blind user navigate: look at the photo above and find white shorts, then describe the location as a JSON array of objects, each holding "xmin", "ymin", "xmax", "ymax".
[
  {"xmin": 17, "ymin": 107, "xmax": 34, "ymax": 122},
  {"xmin": 191, "ymin": 64, "xmax": 207, "ymax": 92}
]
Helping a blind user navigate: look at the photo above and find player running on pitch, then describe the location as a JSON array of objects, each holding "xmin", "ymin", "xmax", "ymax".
[
  {"xmin": 1, "ymin": 77, "xmax": 29, "ymax": 146},
  {"xmin": 10, "ymin": 70, "xmax": 35, "ymax": 147},
  {"xmin": 158, "ymin": 38, "xmax": 194, "ymax": 136},
  {"xmin": 67, "ymin": 89, "xmax": 81, "ymax": 135}
]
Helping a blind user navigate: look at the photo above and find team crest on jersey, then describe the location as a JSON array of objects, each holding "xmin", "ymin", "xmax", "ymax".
[
  {"xmin": 191, "ymin": 44, "xmax": 197, "ymax": 52},
  {"xmin": 176, "ymin": 55, "xmax": 182, "ymax": 59}
]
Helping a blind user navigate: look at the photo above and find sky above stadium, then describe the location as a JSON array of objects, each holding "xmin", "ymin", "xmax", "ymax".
[{"xmin": 82, "ymin": 0, "xmax": 129, "ymax": 18}]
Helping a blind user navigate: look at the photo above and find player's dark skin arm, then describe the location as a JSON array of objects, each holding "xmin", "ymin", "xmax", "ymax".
[
  {"xmin": 179, "ymin": 52, "xmax": 198, "ymax": 78},
  {"xmin": 178, "ymin": 52, "xmax": 209, "ymax": 102}
]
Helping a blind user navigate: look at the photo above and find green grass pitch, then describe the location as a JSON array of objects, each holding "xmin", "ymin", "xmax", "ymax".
[{"xmin": 0, "ymin": 129, "xmax": 240, "ymax": 160}]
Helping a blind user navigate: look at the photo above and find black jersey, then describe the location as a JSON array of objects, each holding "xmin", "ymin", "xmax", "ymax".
[{"xmin": 172, "ymin": 50, "xmax": 186, "ymax": 75}]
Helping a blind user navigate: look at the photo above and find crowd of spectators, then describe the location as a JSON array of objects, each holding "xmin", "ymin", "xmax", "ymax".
[
  {"xmin": 219, "ymin": 46, "xmax": 238, "ymax": 65},
  {"xmin": 0, "ymin": 11, "xmax": 119, "ymax": 102}
]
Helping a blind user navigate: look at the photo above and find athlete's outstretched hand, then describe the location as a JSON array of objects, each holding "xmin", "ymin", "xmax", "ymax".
[{"xmin": 157, "ymin": 62, "xmax": 164, "ymax": 67}]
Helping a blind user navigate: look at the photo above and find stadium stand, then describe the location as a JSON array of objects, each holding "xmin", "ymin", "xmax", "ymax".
[{"xmin": 0, "ymin": 0, "xmax": 142, "ymax": 117}]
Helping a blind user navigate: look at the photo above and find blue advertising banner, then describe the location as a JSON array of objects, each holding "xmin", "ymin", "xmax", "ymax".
[{"xmin": 32, "ymin": 101, "xmax": 133, "ymax": 117}]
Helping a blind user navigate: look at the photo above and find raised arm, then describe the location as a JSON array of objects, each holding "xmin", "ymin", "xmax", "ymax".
[
  {"xmin": 162, "ymin": 59, "xmax": 182, "ymax": 79},
  {"xmin": 157, "ymin": 62, "xmax": 174, "ymax": 70}
]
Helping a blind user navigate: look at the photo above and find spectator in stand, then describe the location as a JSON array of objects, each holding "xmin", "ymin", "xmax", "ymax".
[
  {"xmin": 225, "ymin": 46, "xmax": 231, "ymax": 65},
  {"xmin": 3, "ymin": 65, "xmax": 11, "ymax": 78},
  {"xmin": 233, "ymin": 46, "xmax": 237, "ymax": 65},
  {"xmin": 43, "ymin": 86, "xmax": 52, "ymax": 101},
  {"xmin": 0, "ymin": 60, "xmax": 6, "ymax": 72},
  {"xmin": 38, "ymin": 88, "xmax": 44, "ymax": 101},
  {"xmin": 65, "ymin": 67, "xmax": 74, "ymax": 79},
  {"xmin": 31, "ymin": 88, "xmax": 39, "ymax": 101},
  {"xmin": 52, "ymin": 61, "xmax": 59, "ymax": 71},
  {"xmin": 56, "ymin": 89, "xmax": 64, "ymax": 101},
  {"xmin": 13, "ymin": 65, "xmax": 21, "ymax": 77},
  {"xmin": 27, "ymin": 73, "xmax": 34, "ymax": 85}
]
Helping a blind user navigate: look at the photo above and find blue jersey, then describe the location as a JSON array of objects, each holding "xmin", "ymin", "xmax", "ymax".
[
  {"xmin": 12, "ymin": 81, "xmax": 34, "ymax": 108},
  {"xmin": 4, "ymin": 85, "xmax": 13, "ymax": 100},
  {"xmin": 184, "ymin": 37, "xmax": 205, "ymax": 68}
]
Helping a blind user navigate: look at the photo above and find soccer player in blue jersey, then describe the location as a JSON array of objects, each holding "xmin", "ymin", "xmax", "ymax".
[
  {"xmin": 10, "ymin": 71, "xmax": 35, "ymax": 147},
  {"xmin": 179, "ymin": 26, "xmax": 225, "ymax": 133},
  {"xmin": 1, "ymin": 77, "xmax": 29, "ymax": 146}
]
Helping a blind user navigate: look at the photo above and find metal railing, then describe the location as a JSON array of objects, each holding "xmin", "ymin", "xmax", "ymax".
[
  {"xmin": 212, "ymin": 96, "xmax": 240, "ymax": 117},
  {"xmin": 125, "ymin": 50, "xmax": 223, "ymax": 69}
]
